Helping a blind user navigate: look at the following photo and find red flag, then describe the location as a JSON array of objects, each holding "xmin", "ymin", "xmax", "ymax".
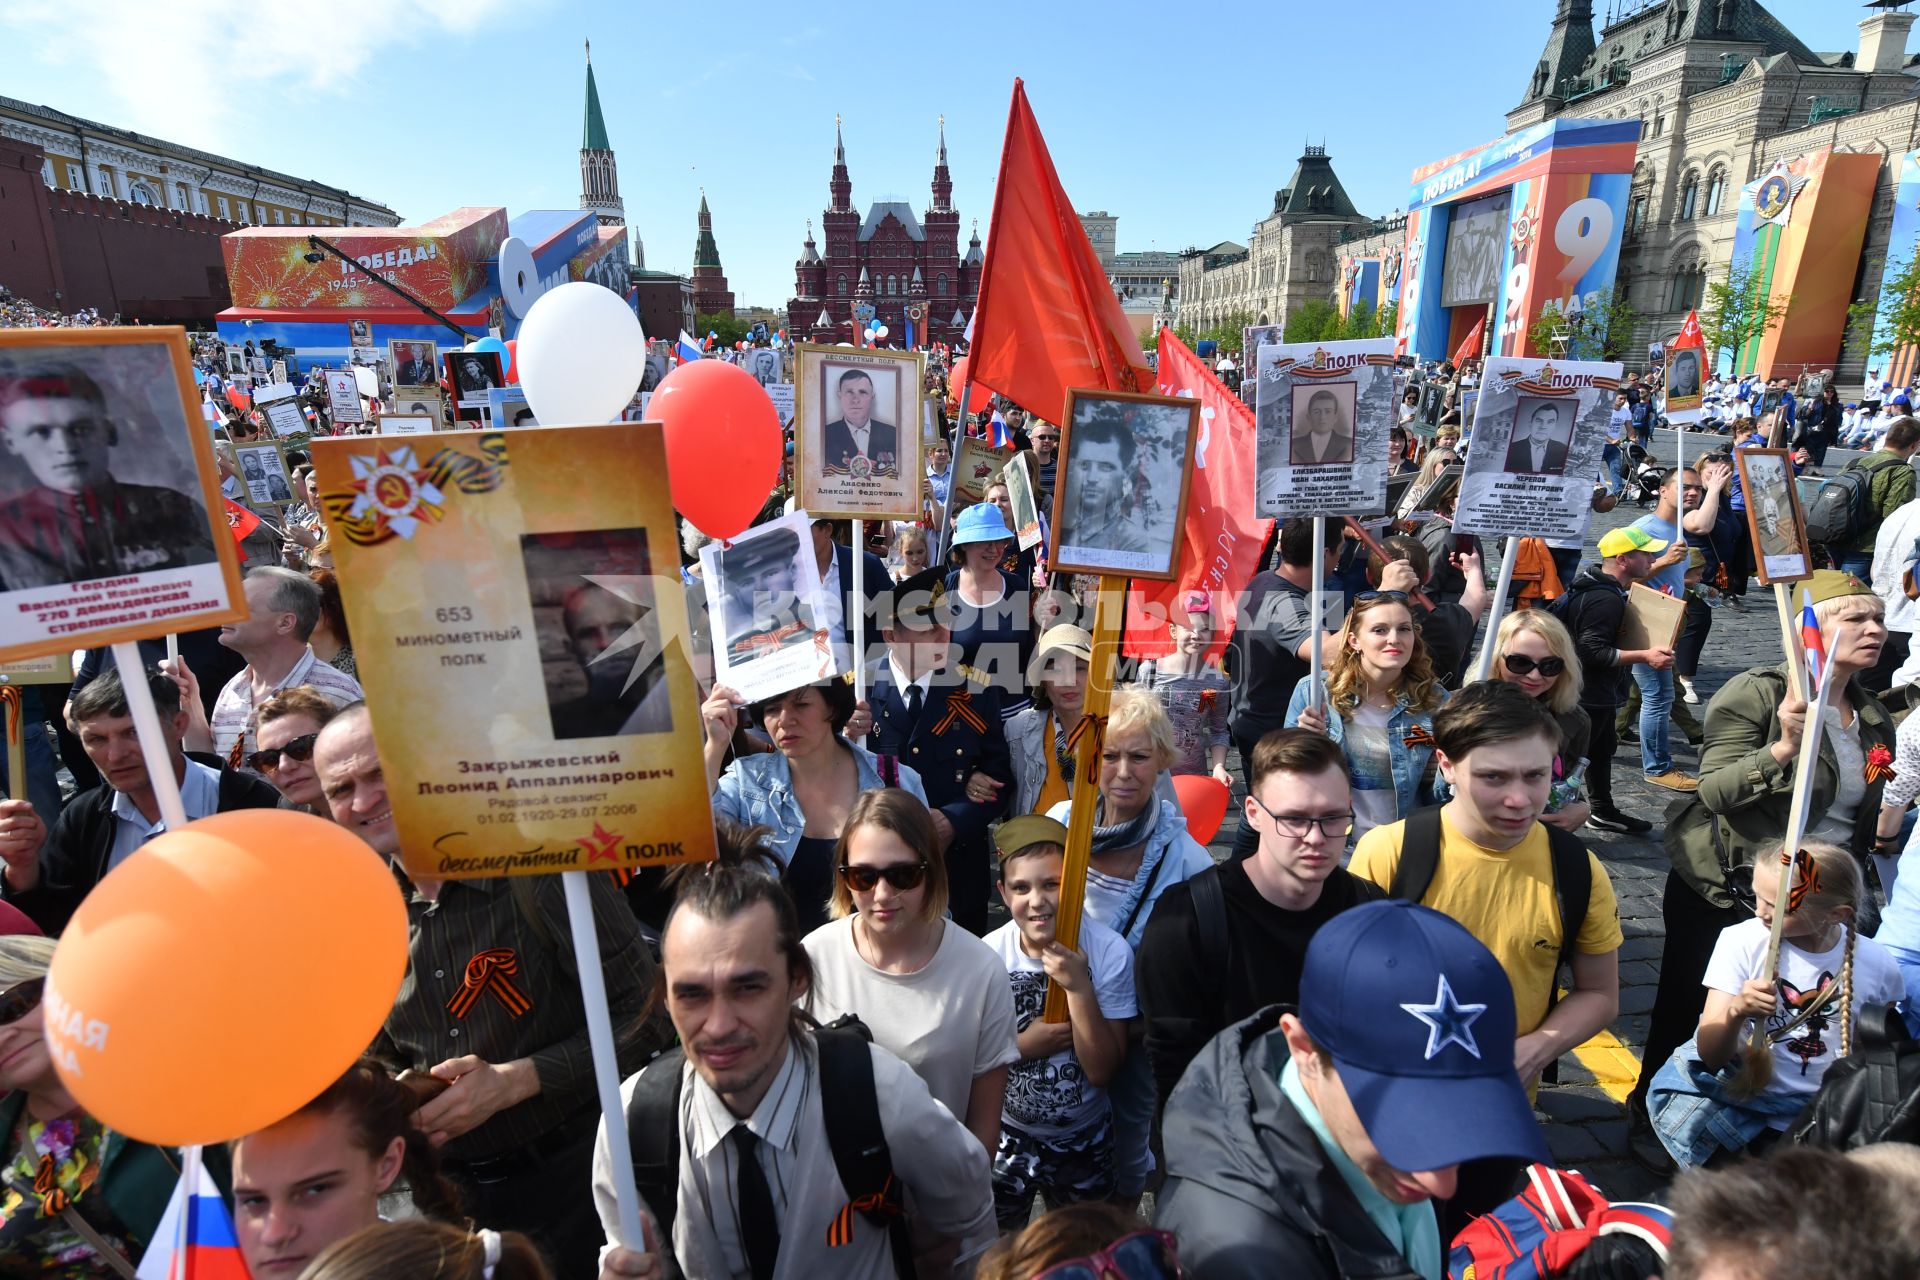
[
  {"xmin": 1452, "ymin": 317, "xmax": 1485, "ymax": 370},
  {"xmin": 222, "ymin": 498, "xmax": 261, "ymax": 543},
  {"xmin": 1123, "ymin": 329, "xmax": 1274, "ymax": 664},
  {"xmin": 967, "ymin": 79, "xmax": 1151, "ymax": 420}
]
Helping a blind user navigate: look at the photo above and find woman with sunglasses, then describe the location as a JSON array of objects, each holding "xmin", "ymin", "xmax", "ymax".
[
  {"xmin": 803, "ymin": 789, "xmax": 1018, "ymax": 1158},
  {"xmin": 0, "ymin": 935, "xmax": 186, "ymax": 1273},
  {"xmin": 1287, "ymin": 593, "xmax": 1447, "ymax": 844},
  {"xmin": 705, "ymin": 679, "xmax": 929, "ymax": 934},
  {"xmin": 1044, "ymin": 691, "xmax": 1212, "ymax": 1208},
  {"xmin": 1491, "ymin": 610, "xmax": 1592, "ymax": 832},
  {"xmin": 977, "ymin": 1203, "xmax": 1180, "ymax": 1280},
  {"xmin": 247, "ymin": 686, "xmax": 339, "ymax": 812}
]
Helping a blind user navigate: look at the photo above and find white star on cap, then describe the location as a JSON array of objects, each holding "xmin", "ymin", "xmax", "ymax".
[{"xmin": 1400, "ymin": 974, "xmax": 1488, "ymax": 1061}]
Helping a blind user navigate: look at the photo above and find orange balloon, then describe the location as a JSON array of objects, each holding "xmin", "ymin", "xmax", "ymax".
[
  {"xmin": 1171, "ymin": 774, "xmax": 1232, "ymax": 845},
  {"xmin": 46, "ymin": 810, "xmax": 409, "ymax": 1145}
]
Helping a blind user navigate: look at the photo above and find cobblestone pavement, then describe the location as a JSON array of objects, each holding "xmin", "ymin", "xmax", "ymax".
[{"xmin": 1198, "ymin": 428, "xmax": 1881, "ymax": 1204}]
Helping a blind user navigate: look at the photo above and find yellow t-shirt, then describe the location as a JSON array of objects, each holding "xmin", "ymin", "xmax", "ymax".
[{"xmin": 1349, "ymin": 808, "xmax": 1623, "ymax": 1036}]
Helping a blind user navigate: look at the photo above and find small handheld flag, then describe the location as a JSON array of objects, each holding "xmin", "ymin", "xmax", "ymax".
[
  {"xmin": 675, "ymin": 331, "xmax": 703, "ymax": 365},
  {"xmin": 1800, "ymin": 589, "xmax": 1825, "ymax": 695},
  {"xmin": 136, "ymin": 1156, "xmax": 249, "ymax": 1279},
  {"xmin": 986, "ymin": 410, "xmax": 1011, "ymax": 449}
]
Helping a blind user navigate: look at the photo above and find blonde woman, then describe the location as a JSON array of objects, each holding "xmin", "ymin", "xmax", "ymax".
[
  {"xmin": 892, "ymin": 524, "xmax": 930, "ymax": 581},
  {"xmin": 1492, "ymin": 609, "xmax": 1591, "ymax": 831},
  {"xmin": 1287, "ymin": 593, "xmax": 1448, "ymax": 842}
]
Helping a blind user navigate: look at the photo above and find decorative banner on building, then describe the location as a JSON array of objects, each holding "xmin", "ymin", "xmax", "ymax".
[
  {"xmin": 1254, "ymin": 338, "xmax": 1397, "ymax": 519},
  {"xmin": 1340, "ymin": 257, "xmax": 1383, "ymax": 319},
  {"xmin": 1451, "ymin": 356, "xmax": 1621, "ymax": 543},
  {"xmin": 1729, "ymin": 146, "xmax": 1878, "ymax": 377},
  {"xmin": 0, "ymin": 328, "xmax": 246, "ymax": 664},
  {"xmin": 310, "ymin": 424, "xmax": 713, "ymax": 880},
  {"xmin": 1874, "ymin": 149, "xmax": 1920, "ymax": 391}
]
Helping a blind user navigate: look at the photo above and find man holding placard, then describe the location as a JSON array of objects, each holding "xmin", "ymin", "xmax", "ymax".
[{"xmin": 313, "ymin": 703, "xmax": 656, "ymax": 1278}]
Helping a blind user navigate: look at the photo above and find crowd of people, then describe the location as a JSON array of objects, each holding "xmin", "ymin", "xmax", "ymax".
[{"xmin": 8, "ymin": 315, "xmax": 1920, "ymax": 1280}]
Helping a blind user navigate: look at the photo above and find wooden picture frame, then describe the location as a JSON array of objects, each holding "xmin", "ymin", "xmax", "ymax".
[
  {"xmin": 791, "ymin": 343, "xmax": 926, "ymax": 521},
  {"xmin": 233, "ymin": 440, "xmax": 297, "ymax": 509},
  {"xmin": 444, "ymin": 350, "xmax": 504, "ymax": 420},
  {"xmin": 1735, "ymin": 447, "xmax": 1813, "ymax": 585},
  {"xmin": 949, "ymin": 434, "xmax": 1011, "ymax": 508},
  {"xmin": 0, "ymin": 326, "xmax": 247, "ymax": 663},
  {"xmin": 1619, "ymin": 582, "xmax": 1687, "ymax": 651},
  {"xmin": 1048, "ymin": 387, "xmax": 1199, "ymax": 581}
]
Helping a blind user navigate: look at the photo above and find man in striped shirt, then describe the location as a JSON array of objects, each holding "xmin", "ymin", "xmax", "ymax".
[{"xmin": 204, "ymin": 567, "xmax": 361, "ymax": 762}]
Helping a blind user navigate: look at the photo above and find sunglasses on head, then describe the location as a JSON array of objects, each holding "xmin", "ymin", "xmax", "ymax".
[
  {"xmin": 1357, "ymin": 590, "xmax": 1410, "ymax": 603},
  {"xmin": 0, "ymin": 978, "xmax": 45, "ymax": 1029},
  {"xmin": 836, "ymin": 862, "xmax": 931, "ymax": 893},
  {"xmin": 244, "ymin": 732, "xmax": 319, "ymax": 773},
  {"xmin": 1501, "ymin": 653, "xmax": 1566, "ymax": 677},
  {"xmin": 1034, "ymin": 1229, "xmax": 1183, "ymax": 1280}
]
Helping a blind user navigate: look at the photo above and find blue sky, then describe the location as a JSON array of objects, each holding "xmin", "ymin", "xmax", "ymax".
[{"xmin": 0, "ymin": 0, "xmax": 1873, "ymax": 309}]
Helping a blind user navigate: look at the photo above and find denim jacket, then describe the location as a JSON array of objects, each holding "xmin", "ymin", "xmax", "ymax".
[
  {"xmin": 1283, "ymin": 675, "xmax": 1446, "ymax": 827},
  {"xmin": 713, "ymin": 743, "xmax": 927, "ymax": 868},
  {"xmin": 1044, "ymin": 796, "xmax": 1213, "ymax": 949},
  {"xmin": 1647, "ymin": 1040, "xmax": 1808, "ymax": 1167}
]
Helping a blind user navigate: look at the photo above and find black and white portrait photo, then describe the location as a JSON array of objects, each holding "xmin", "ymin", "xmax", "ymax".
[
  {"xmin": 1667, "ymin": 348, "xmax": 1702, "ymax": 400},
  {"xmin": 1503, "ymin": 397, "xmax": 1575, "ymax": 476},
  {"xmin": 699, "ymin": 509, "xmax": 834, "ymax": 701},
  {"xmin": 1290, "ymin": 383, "xmax": 1355, "ymax": 466},
  {"xmin": 794, "ymin": 344, "xmax": 924, "ymax": 521},
  {"xmin": 349, "ymin": 319, "xmax": 373, "ymax": 349},
  {"xmin": 446, "ymin": 350, "xmax": 504, "ymax": 418},
  {"xmin": 1737, "ymin": 448, "xmax": 1811, "ymax": 584},
  {"xmin": 1049, "ymin": 389, "xmax": 1198, "ymax": 580},
  {"xmin": 743, "ymin": 348, "xmax": 783, "ymax": 388},
  {"xmin": 389, "ymin": 339, "xmax": 440, "ymax": 389},
  {"xmin": 235, "ymin": 441, "xmax": 294, "ymax": 508},
  {"xmin": 0, "ymin": 330, "xmax": 244, "ymax": 661},
  {"xmin": 522, "ymin": 527, "xmax": 673, "ymax": 740}
]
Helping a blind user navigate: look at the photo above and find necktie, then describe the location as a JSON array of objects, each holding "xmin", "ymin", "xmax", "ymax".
[
  {"xmin": 905, "ymin": 682, "xmax": 924, "ymax": 729},
  {"xmin": 731, "ymin": 1126, "xmax": 780, "ymax": 1280}
]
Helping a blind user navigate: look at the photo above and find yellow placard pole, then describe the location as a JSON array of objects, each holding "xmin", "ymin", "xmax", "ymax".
[
  {"xmin": 1043, "ymin": 575, "xmax": 1124, "ymax": 1023},
  {"xmin": 0, "ymin": 684, "xmax": 24, "ymax": 803}
]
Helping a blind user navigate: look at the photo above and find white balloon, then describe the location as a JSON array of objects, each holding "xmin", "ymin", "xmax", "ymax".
[
  {"xmin": 875, "ymin": 325, "xmax": 889, "ymax": 338},
  {"xmin": 352, "ymin": 365, "xmax": 378, "ymax": 398},
  {"xmin": 515, "ymin": 282, "xmax": 648, "ymax": 425}
]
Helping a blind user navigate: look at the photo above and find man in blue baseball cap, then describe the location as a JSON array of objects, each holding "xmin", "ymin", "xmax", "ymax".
[{"xmin": 1155, "ymin": 899, "xmax": 1547, "ymax": 1280}]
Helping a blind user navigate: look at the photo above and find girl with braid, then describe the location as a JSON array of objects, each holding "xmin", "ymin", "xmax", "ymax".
[{"xmin": 1649, "ymin": 840, "xmax": 1904, "ymax": 1167}]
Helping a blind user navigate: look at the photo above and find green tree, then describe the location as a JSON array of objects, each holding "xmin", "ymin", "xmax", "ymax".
[
  {"xmin": 1523, "ymin": 286, "xmax": 1637, "ymax": 362},
  {"xmin": 1847, "ymin": 253, "xmax": 1920, "ymax": 363},
  {"xmin": 695, "ymin": 312, "xmax": 750, "ymax": 349},
  {"xmin": 1285, "ymin": 299, "xmax": 1339, "ymax": 344},
  {"xmin": 1697, "ymin": 256, "xmax": 1788, "ymax": 376},
  {"xmin": 1342, "ymin": 300, "xmax": 1377, "ymax": 341},
  {"xmin": 1139, "ymin": 326, "xmax": 1162, "ymax": 354},
  {"xmin": 1376, "ymin": 300, "xmax": 1400, "ymax": 341}
]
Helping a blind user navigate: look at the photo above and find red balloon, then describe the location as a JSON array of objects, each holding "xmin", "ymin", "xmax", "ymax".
[
  {"xmin": 651, "ymin": 360, "xmax": 783, "ymax": 540},
  {"xmin": 948, "ymin": 356, "xmax": 994, "ymax": 415},
  {"xmin": 503, "ymin": 338, "xmax": 519, "ymax": 383},
  {"xmin": 1171, "ymin": 774, "xmax": 1232, "ymax": 845}
]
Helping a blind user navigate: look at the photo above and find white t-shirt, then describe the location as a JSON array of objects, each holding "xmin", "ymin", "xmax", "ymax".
[
  {"xmin": 984, "ymin": 916, "xmax": 1137, "ymax": 1138},
  {"xmin": 1702, "ymin": 916, "xmax": 1903, "ymax": 1096},
  {"xmin": 1345, "ymin": 702, "xmax": 1398, "ymax": 842},
  {"xmin": 804, "ymin": 916, "xmax": 1020, "ymax": 1124}
]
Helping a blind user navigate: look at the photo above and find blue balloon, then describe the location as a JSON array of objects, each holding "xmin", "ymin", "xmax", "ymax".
[{"xmin": 470, "ymin": 335, "xmax": 508, "ymax": 362}]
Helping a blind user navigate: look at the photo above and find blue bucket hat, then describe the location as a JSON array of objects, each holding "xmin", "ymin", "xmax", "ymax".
[
  {"xmin": 952, "ymin": 502, "xmax": 1015, "ymax": 546},
  {"xmin": 1297, "ymin": 899, "xmax": 1548, "ymax": 1173}
]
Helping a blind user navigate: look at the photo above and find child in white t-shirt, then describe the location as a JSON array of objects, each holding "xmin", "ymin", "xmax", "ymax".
[
  {"xmin": 1649, "ymin": 840, "xmax": 1902, "ymax": 1167},
  {"xmin": 984, "ymin": 816, "xmax": 1136, "ymax": 1229}
]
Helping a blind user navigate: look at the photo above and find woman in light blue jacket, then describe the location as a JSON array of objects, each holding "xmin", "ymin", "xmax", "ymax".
[
  {"xmin": 1286, "ymin": 591, "xmax": 1447, "ymax": 846},
  {"xmin": 703, "ymin": 678, "xmax": 925, "ymax": 932}
]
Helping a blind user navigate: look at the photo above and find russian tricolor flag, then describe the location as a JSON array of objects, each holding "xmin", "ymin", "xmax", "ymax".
[
  {"xmin": 136, "ymin": 1154, "xmax": 249, "ymax": 1279},
  {"xmin": 986, "ymin": 410, "xmax": 1011, "ymax": 449},
  {"xmin": 1801, "ymin": 589, "xmax": 1825, "ymax": 694},
  {"xmin": 675, "ymin": 331, "xmax": 703, "ymax": 365}
]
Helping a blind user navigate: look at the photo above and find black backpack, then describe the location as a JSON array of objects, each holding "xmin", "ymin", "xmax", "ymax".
[
  {"xmin": 626, "ymin": 1016, "xmax": 911, "ymax": 1276},
  {"xmin": 1804, "ymin": 454, "xmax": 1898, "ymax": 547},
  {"xmin": 1388, "ymin": 806, "xmax": 1591, "ymax": 1081},
  {"xmin": 1787, "ymin": 1003, "xmax": 1920, "ymax": 1150}
]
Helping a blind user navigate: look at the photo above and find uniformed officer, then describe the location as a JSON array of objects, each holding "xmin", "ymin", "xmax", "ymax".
[
  {"xmin": 0, "ymin": 366, "xmax": 219, "ymax": 590},
  {"xmin": 864, "ymin": 566, "xmax": 1013, "ymax": 934}
]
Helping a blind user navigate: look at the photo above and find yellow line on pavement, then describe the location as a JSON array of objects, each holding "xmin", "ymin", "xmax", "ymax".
[{"xmin": 1571, "ymin": 1027, "xmax": 1642, "ymax": 1101}]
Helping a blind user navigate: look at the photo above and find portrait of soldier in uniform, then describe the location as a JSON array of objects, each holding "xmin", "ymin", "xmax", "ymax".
[
  {"xmin": 717, "ymin": 526, "xmax": 809, "ymax": 662},
  {"xmin": 0, "ymin": 365, "xmax": 217, "ymax": 591},
  {"xmin": 1056, "ymin": 407, "xmax": 1150, "ymax": 556}
]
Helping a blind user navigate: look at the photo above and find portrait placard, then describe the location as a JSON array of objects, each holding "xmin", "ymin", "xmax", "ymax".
[
  {"xmin": 0, "ymin": 652, "xmax": 75, "ymax": 684},
  {"xmin": 389, "ymin": 391, "xmax": 446, "ymax": 430},
  {"xmin": 1400, "ymin": 461, "xmax": 1463, "ymax": 519},
  {"xmin": 311, "ymin": 423, "xmax": 713, "ymax": 879},
  {"xmin": 698, "ymin": 509, "xmax": 837, "ymax": 704},
  {"xmin": 1619, "ymin": 583, "xmax": 1687, "ymax": 652},
  {"xmin": 1452, "ymin": 357, "xmax": 1622, "ymax": 543},
  {"xmin": 261, "ymin": 397, "xmax": 307, "ymax": 439},
  {"xmin": 225, "ymin": 346, "xmax": 246, "ymax": 375},
  {"xmin": 349, "ymin": 319, "xmax": 373, "ymax": 348},
  {"xmin": 376, "ymin": 413, "xmax": 437, "ymax": 437},
  {"xmin": 1003, "ymin": 451, "xmax": 1044, "ymax": 552},
  {"xmin": 487, "ymin": 386, "xmax": 539, "ymax": 429},
  {"xmin": 741, "ymin": 347, "xmax": 785, "ymax": 388},
  {"xmin": 0, "ymin": 327, "xmax": 246, "ymax": 663},
  {"xmin": 270, "ymin": 359, "xmax": 287, "ymax": 384},
  {"xmin": 324, "ymin": 370, "xmax": 364, "ymax": 424},
  {"xmin": 1736, "ymin": 448, "xmax": 1813, "ymax": 584},
  {"xmin": 234, "ymin": 441, "xmax": 296, "ymax": 508},
  {"xmin": 793, "ymin": 343, "xmax": 926, "ymax": 521},
  {"xmin": 444, "ymin": 350, "xmax": 504, "ymax": 419},
  {"xmin": 766, "ymin": 384, "xmax": 795, "ymax": 434},
  {"xmin": 1665, "ymin": 346, "xmax": 1705, "ymax": 423},
  {"xmin": 1254, "ymin": 338, "xmax": 1397, "ymax": 519},
  {"xmin": 1049, "ymin": 388, "xmax": 1198, "ymax": 581},
  {"xmin": 388, "ymin": 339, "xmax": 440, "ymax": 390},
  {"xmin": 950, "ymin": 435, "xmax": 1011, "ymax": 508}
]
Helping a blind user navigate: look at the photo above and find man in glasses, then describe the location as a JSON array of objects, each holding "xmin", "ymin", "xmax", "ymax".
[
  {"xmin": 1137, "ymin": 729, "xmax": 1384, "ymax": 1109},
  {"xmin": 1156, "ymin": 899, "xmax": 1548, "ymax": 1279},
  {"xmin": 207, "ymin": 567, "xmax": 362, "ymax": 761},
  {"xmin": 861, "ymin": 567, "xmax": 1010, "ymax": 935},
  {"xmin": 0, "ymin": 666, "xmax": 281, "ymax": 936},
  {"xmin": 1027, "ymin": 419, "xmax": 1059, "ymax": 510}
]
